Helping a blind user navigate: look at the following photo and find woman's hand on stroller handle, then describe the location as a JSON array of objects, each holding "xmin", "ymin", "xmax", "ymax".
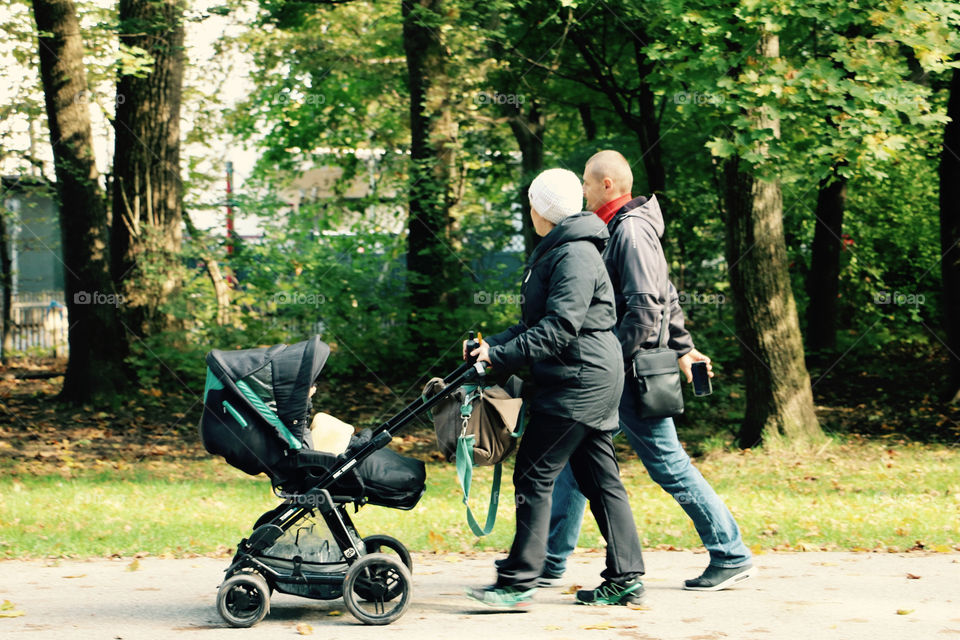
[{"xmin": 463, "ymin": 332, "xmax": 491, "ymax": 366}]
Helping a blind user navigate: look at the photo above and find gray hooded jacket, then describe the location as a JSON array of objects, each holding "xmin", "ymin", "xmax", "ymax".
[{"xmin": 603, "ymin": 195, "xmax": 695, "ymax": 366}]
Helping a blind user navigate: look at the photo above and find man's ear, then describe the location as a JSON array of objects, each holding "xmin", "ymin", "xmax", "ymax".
[{"xmin": 603, "ymin": 177, "xmax": 614, "ymax": 190}]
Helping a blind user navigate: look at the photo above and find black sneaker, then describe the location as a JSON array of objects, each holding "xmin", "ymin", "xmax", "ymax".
[
  {"xmin": 683, "ymin": 564, "xmax": 756, "ymax": 591},
  {"xmin": 575, "ymin": 579, "xmax": 644, "ymax": 606}
]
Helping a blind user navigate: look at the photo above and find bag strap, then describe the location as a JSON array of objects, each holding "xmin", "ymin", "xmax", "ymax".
[
  {"xmin": 456, "ymin": 435, "xmax": 501, "ymax": 537},
  {"xmin": 626, "ymin": 213, "xmax": 671, "ymax": 350}
]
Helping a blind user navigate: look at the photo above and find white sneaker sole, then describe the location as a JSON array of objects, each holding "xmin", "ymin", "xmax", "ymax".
[{"xmin": 683, "ymin": 566, "xmax": 757, "ymax": 591}]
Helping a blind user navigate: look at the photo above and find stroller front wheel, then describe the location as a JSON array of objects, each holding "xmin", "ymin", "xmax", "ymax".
[
  {"xmin": 217, "ymin": 572, "xmax": 271, "ymax": 628},
  {"xmin": 342, "ymin": 553, "xmax": 412, "ymax": 625}
]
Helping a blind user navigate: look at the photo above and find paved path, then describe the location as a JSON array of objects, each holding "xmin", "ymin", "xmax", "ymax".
[{"xmin": 0, "ymin": 551, "xmax": 957, "ymax": 639}]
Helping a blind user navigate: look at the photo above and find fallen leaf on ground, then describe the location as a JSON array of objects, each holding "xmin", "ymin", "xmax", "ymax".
[
  {"xmin": 327, "ymin": 610, "xmax": 342, "ymax": 616},
  {"xmin": 63, "ymin": 574, "xmax": 86, "ymax": 579},
  {"xmin": 562, "ymin": 584, "xmax": 582, "ymax": 595},
  {"xmin": 127, "ymin": 559, "xmax": 140, "ymax": 572},
  {"xmin": 906, "ymin": 573, "xmax": 921, "ymax": 580},
  {"xmin": 896, "ymin": 609, "xmax": 914, "ymax": 615},
  {"xmin": 296, "ymin": 622, "xmax": 313, "ymax": 634},
  {"xmin": 583, "ymin": 623, "xmax": 614, "ymax": 630},
  {"xmin": 0, "ymin": 600, "xmax": 24, "ymax": 618}
]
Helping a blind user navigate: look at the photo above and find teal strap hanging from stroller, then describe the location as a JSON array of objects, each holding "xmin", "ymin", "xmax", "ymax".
[{"xmin": 455, "ymin": 385, "xmax": 526, "ymax": 537}]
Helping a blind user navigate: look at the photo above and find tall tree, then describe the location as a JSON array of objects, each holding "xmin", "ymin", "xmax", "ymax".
[
  {"xmin": 941, "ymin": 65, "xmax": 960, "ymax": 403},
  {"xmin": 505, "ymin": 101, "xmax": 544, "ymax": 257},
  {"xmin": 111, "ymin": 0, "xmax": 185, "ymax": 340},
  {"xmin": 0, "ymin": 203, "xmax": 12, "ymax": 363},
  {"xmin": 31, "ymin": 0, "xmax": 126, "ymax": 401},
  {"xmin": 806, "ymin": 169, "xmax": 847, "ymax": 354},
  {"xmin": 402, "ymin": 0, "xmax": 459, "ymax": 319},
  {"xmin": 722, "ymin": 28, "xmax": 822, "ymax": 447},
  {"xmin": 566, "ymin": 10, "xmax": 669, "ymax": 202}
]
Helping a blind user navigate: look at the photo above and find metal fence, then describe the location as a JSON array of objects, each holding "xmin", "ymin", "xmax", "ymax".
[{"xmin": 0, "ymin": 290, "xmax": 68, "ymax": 357}]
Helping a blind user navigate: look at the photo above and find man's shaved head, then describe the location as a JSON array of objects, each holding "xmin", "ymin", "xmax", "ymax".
[
  {"xmin": 585, "ymin": 150, "xmax": 633, "ymax": 195},
  {"xmin": 582, "ymin": 149, "xmax": 633, "ymax": 212}
]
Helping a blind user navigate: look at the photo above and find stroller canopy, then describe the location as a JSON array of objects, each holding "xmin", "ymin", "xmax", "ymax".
[{"xmin": 206, "ymin": 335, "xmax": 331, "ymax": 449}]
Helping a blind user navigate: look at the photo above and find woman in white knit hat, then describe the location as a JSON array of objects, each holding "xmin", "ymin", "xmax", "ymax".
[{"xmin": 464, "ymin": 168, "xmax": 645, "ymax": 608}]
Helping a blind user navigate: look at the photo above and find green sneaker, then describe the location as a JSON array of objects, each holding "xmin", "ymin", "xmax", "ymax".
[
  {"xmin": 575, "ymin": 579, "xmax": 645, "ymax": 606},
  {"xmin": 465, "ymin": 585, "xmax": 537, "ymax": 609}
]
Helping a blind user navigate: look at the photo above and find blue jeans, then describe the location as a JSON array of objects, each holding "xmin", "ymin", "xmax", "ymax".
[{"xmin": 544, "ymin": 384, "xmax": 751, "ymax": 575}]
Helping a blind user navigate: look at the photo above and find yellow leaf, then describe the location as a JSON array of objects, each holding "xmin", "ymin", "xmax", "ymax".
[
  {"xmin": 63, "ymin": 574, "xmax": 86, "ymax": 579},
  {"xmin": 896, "ymin": 609, "xmax": 913, "ymax": 616},
  {"xmin": 562, "ymin": 584, "xmax": 582, "ymax": 595},
  {"xmin": 583, "ymin": 623, "xmax": 614, "ymax": 630},
  {"xmin": 543, "ymin": 625, "xmax": 562, "ymax": 631},
  {"xmin": 127, "ymin": 559, "xmax": 140, "ymax": 572},
  {"xmin": 296, "ymin": 622, "xmax": 314, "ymax": 634},
  {"xmin": 0, "ymin": 600, "xmax": 24, "ymax": 618},
  {"xmin": 327, "ymin": 610, "xmax": 342, "ymax": 617}
]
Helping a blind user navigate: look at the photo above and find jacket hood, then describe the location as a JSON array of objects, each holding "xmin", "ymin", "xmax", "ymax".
[
  {"xmin": 530, "ymin": 211, "xmax": 610, "ymax": 263},
  {"xmin": 610, "ymin": 194, "xmax": 664, "ymax": 238}
]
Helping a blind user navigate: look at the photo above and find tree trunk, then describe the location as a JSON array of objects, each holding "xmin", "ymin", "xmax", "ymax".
[
  {"xmin": 111, "ymin": 0, "xmax": 185, "ymax": 339},
  {"xmin": 633, "ymin": 39, "xmax": 666, "ymax": 200},
  {"xmin": 31, "ymin": 0, "xmax": 127, "ymax": 402},
  {"xmin": 577, "ymin": 103, "xmax": 597, "ymax": 141},
  {"xmin": 940, "ymin": 66, "xmax": 960, "ymax": 403},
  {"xmin": 724, "ymin": 31, "xmax": 822, "ymax": 447},
  {"xmin": 402, "ymin": 0, "xmax": 458, "ymax": 321},
  {"xmin": 183, "ymin": 212, "xmax": 230, "ymax": 327},
  {"xmin": 506, "ymin": 101, "xmax": 544, "ymax": 258},
  {"xmin": 806, "ymin": 171, "xmax": 847, "ymax": 354},
  {"xmin": 0, "ymin": 205, "xmax": 13, "ymax": 363}
]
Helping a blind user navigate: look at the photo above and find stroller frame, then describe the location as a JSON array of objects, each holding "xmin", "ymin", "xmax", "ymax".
[{"xmin": 214, "ymin": 358, "xmax": 485, "ymax": 627}]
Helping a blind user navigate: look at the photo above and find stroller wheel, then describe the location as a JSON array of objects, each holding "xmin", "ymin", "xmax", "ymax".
[
  {"xmin": 342, "ymin": 553, "xmax": 412, "ymax": 625},
  {"xmin": 217, "ymin": 572, "xmax": 271, "ymax": 628},
  {"xmin": 363, "ymin": 534, "xmax": 413, "ymax": 573}
]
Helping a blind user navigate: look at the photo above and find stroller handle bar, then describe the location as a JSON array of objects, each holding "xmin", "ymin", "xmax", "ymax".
[{"xmin": 302, "ymin": 360, "xmax": 485, "ymax": 494}]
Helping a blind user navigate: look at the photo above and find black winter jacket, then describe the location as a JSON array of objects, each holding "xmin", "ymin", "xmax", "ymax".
[
  {"xmin": 485, "ymin": 212, "xmax": 624, "ymax": 431},
  {"xmin": 604, "ymin": 195, "xmax": 695, "ymax": 365}
]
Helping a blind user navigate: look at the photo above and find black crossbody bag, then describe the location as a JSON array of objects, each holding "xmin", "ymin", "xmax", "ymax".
[{"xmin": 629, "ymin": 275, "xmax": 684, "ymax": 419}]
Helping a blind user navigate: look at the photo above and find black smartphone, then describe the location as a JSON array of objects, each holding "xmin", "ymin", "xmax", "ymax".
[{"xmin": 692, "ymin": 361, "xmax": 712, "ymax": 396}]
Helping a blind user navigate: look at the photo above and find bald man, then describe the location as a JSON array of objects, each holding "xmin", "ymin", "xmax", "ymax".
[{"xmin": 541, "ymin": 150, "xmax": 754, "ymax": 592}]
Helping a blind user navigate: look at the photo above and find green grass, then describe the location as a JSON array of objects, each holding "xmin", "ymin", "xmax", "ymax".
[{"xmin": 1, "ymin": 441, "xmax": 958, "ymax": 559}]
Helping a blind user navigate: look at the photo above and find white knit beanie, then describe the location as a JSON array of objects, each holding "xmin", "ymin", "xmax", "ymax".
[{"xmin": 528, "ymin": 168, "xmax": 584, "ymax": 224}]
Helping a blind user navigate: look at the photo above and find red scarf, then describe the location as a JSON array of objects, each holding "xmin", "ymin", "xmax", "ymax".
[{"xmin": 594, "ymin": 193, "xmax": 633, "ymax": 224}]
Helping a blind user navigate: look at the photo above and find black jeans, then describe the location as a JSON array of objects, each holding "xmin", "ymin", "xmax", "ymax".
[{"xmin": 496, "ymin": 413, "xmax": 645, "ymax": 590}]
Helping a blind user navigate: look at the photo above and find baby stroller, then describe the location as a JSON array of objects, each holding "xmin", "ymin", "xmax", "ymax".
[{"xmin": 200, "ymin": 335, "xmax": 484, "ymax": 626}]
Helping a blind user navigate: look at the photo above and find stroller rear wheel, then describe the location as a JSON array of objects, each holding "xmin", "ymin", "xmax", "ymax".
[
  {"xmin": 217, "ymin": 572, "xmax": 271, "ymax": 627},
  {"xmin": 342, "ymin": 553, "xmax": 412, "ymax": 625}
]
